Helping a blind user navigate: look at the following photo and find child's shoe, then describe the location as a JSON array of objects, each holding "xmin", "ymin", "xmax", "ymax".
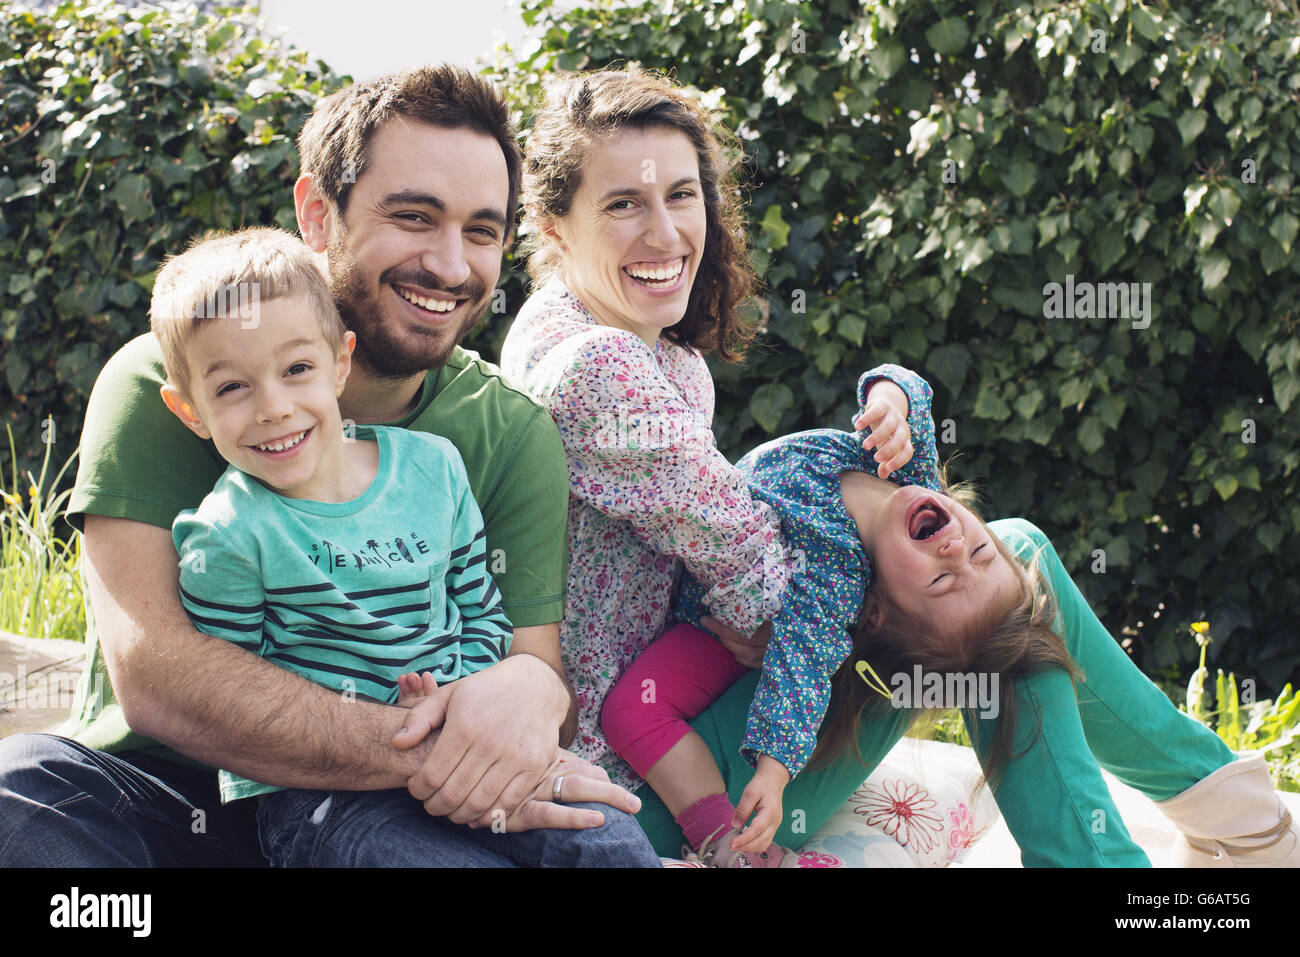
[
  {"xmin": 1156, "ymin": 752, "xmax": 1299, "ymax": 867},
  {"xmin": 684, "ymin": 826, "xmax": 798, "ymax": 868}
]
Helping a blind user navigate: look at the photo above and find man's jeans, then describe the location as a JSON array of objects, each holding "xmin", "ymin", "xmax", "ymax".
[
  {"xmin": 0, "ymin": 734, "xmax": 264, "ymax": 866},
  {"xmin": 0, "ymin": 733, "xmax": 660, "ymax": 867},
  {"xmin": 257, "ymin": 788, "xmax": 662, "ymax": 867}
]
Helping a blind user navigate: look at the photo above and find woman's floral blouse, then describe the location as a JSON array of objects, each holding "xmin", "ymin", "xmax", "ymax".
[{"xmin": 501, "ymin": 277, "xmax": 792, "ymax": 787}]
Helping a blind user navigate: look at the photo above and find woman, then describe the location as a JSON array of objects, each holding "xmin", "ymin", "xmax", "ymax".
[{"xmin": 501, "ymin": 69, "xmax": 1295, "ymax": 867}]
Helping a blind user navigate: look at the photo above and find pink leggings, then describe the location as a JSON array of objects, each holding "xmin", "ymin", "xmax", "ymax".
[{"xmin": 600, "ymin": 623, "xmax": 750, "ymax": 778}]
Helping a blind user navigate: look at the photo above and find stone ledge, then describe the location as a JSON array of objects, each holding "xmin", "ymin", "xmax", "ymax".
[{"xmin": 0, "ymin": 629, "xmax": 85, "ymax": 739}]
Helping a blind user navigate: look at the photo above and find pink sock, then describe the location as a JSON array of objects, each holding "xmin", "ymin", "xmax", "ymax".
[{"xmin": 677, "ymin": 792, "xmax": 736, "ymax": 851}]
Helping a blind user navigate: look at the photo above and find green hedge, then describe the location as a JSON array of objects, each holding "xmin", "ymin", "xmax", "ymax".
[
  {"xmin": 2, "ymin": 0, "xmax": 1297, "ymax": 691},
  {"xmin": 477, "ymin": 0, "xmax": 1300, "ymax": 691},
  {"xmin": 0, "ymin": 0, "xmax": 348, "ymax": 470}
]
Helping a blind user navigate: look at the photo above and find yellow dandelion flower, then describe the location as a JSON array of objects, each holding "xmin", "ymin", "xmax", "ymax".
[
  {"xmin": 1191, "ymin": 621, "xmax": 1209, "ymax": 635},
  {"xmin": 28, "ymin": 485, "xmax": 39, "ymax": 500}
]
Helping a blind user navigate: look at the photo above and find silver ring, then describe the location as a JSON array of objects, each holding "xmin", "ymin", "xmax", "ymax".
[{"xmin": 552, "ymin": 775, "xmax": 565, "ymax": 803}]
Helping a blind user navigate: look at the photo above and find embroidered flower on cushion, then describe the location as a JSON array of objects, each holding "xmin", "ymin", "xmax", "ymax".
[
  {"xmin": 795, "ymin": 850, "xmax": 843, "ymax": 868},
  {"xmin": 851, "ymin": 779, "xmax": 944, "ymax": 853},
  {"xmin": 948, "ymin": 801, "xmax": 987, "ymax": 851}
]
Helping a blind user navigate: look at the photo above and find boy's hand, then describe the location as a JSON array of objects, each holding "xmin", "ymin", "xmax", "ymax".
[
  {"xmin": 395, "ymin": 671, "xmax": 439, "ymax": 708},
  {"xmin": 853, "ymin": 380, "xmax": 913, "ymax": 480},
  {"xmin": 730, "ymin": 755, "xmax": 791, "ymax": 855}
]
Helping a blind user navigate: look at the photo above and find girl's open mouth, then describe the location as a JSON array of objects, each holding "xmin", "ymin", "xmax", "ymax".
[{"xmin": 907, "ymin": 498, "xmax": 951, "ymax": 541}]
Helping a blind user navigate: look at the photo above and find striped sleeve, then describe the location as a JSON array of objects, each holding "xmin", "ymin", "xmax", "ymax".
[
  {"xmin": 444, "ymin": 459, "xmax": 513, "ymax": 668},
  {"xmin": 172, "ymin": 510, "xmax": 265, "ymax": 651}
]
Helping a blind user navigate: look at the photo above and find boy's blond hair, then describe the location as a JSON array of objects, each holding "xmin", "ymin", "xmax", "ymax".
[{"xmin": 149, "ymin": 227, "xmax": 344, "ymax": 396}]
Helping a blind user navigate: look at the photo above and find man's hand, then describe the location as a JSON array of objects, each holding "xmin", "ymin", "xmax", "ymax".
[
  {"xmin": 482, "ymin": 748, "xmax": 643, "ymax": 833},
  {"xmin": 853, "ymin": 380, "xmax": 913, "ymax": 480},
  {"xmin": 700, "ymin": 616, "xmax": 771, "ymax": 669},
  {"xmin": 397, "ymin": 654, "xmax": 569, "ymax": 825},
  {"xmin": 730, "ymin": 755, "xmax": 791, "ymax": 854}
]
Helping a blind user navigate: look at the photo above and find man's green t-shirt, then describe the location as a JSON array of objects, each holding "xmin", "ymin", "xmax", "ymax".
[{"xmin": 63, "ymin": 333, "xmax": 570, "ymax": 762}]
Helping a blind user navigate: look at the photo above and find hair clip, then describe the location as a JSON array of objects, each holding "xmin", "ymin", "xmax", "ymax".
[{"xmin": 854, "ymin": 658, "xmax": 894, "ymax": 700}]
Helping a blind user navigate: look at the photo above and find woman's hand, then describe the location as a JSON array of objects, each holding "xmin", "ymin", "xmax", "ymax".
[
  {"xmin": 731, "ymin": 755, "xmax": 791, "ymax": 854},
  {"xmin": 853, "ymin": 380, "xmax": 914, "ymax": 480},
  {"xmin": 700, "ymin": 616, "xmax": 771, "ymax": 669}
]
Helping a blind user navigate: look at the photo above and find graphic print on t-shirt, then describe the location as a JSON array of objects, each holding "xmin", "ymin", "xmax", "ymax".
[{"xmin": 306, "ymin": 532, "xmax": 432, "ymax": 572}]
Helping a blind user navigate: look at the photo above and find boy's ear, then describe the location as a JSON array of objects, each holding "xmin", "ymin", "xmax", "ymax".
[
  {"xmin": 335, "ymin": 331, "xmax": 355, "ymax": 397},
  {"xmin": 160, "ymin": 383, "xmax": 212, "ymax": 440},
  {"xmin": 295, "ymin": 173, "xmax": 335, "ymax": 254}
]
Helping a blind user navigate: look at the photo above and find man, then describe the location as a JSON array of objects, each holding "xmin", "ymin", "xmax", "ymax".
[{"xmin": 0, "ymin": 64, "xmax": 642, "ymax": 866}]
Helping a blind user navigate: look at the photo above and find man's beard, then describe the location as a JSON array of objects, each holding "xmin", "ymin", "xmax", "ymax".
[{"xmin": 327, "ymin": 231, "xmax": 489, "ymax": 380}]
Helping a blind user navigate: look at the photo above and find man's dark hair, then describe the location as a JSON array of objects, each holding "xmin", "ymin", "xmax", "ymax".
[{"xmin": 297, "ymin": 64, "xmax": 522, "ymax": 230}]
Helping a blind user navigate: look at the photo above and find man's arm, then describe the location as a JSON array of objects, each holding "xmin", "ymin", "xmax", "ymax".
[
  {"xmin": 85, "ymin": 514, "xmax": 434, "ymax": 788},
  {"xmin": 510, "ymin": 623, "xmax": 578, "ymax": 747}
]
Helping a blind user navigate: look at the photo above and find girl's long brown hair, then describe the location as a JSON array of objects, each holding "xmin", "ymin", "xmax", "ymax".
[{"xmin": 806, "ymin": 472, "xmax": 1083, "ymax": 793}]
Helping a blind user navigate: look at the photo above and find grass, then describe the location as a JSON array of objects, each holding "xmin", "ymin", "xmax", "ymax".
[{"xmin": 0, "ymin": 426, "xmax": 85, "ymax": 643}]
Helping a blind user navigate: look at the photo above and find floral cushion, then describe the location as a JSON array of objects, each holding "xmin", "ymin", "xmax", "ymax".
[{"xmin": 797, "ymin": 737, "xmax": 1001, "ymax": 867}]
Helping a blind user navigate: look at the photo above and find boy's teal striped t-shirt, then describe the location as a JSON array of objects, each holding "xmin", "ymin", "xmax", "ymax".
[{"xmin": 171, "ymin": 425, "xmax": 513, "ymax": 803}]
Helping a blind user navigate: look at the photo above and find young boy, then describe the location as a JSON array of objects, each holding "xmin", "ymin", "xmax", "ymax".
[{"xmin": 151, "ymin": 227, "xmax": 659, "ymax": 867}]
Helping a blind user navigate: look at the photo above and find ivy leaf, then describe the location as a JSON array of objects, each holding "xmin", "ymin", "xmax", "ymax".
[
  {"xmin": 974, "ymin": 384, "xmax": 1011, "ymax": 420},
  {"xmin": 1130, "ymin": 5, "xmax": 1161, "ymax": 42},
  {"xmin": 1269, "ymin": 212, "xmax": 1298, "ymax": 254},
  {"xmin": 837, "ymin": 313, "xmax": 866, "ymax": 346},
  {"xmin": 1060, "ymin": 377, "xmax": 1092, "ymax": 408},
  {"xmin": 1078, "ymin": 417, "xmax": 1106, "ymax": 454},
  {"xmin": 1002, "ymin": 160, "xmax": 1037, "ymax": 198},
  {"xmin": 926, "ymin": 18, "xmax": 969, "ymax": 56},
  {"xmin": 926, "ymin": 343, "xmax": 970, "ymax": 394},
  {"xmin": 872, "ymin": 40, "xmax": 906, "ymax": 80},
  {"xmin": 107, "ymin": 173, "xmax": 153, "ymax": 225},
  {"xmin": 1213, "ymin": 475, "xmax": 1239, "ymax": 501},
  {"xmin": 1014, "ymin": 388, "xmax": 1044, "ymax": 420},
  {"xmin": 960, "ymin": 236, "xmax": 993, "ymax": 272},
  {"xmin": 1177, "ymin": 109, "xmax": 1208, "ymax": 146},
  {"xmin": 1199, "ymin": 251, "xmax": 1231, "ymax": 291},
  {"xmin": 1128, "ymin": 122, "xmax": 1154, "ymax": 157},
  {"xmin": 1207, "ymin": 186, "xmax": 1241, "ymax": 226},
  {"xmin": 1275, "ymin": 370, "xmax": 1300, "ymax": 413},
  {"xmin": 750, "ymin": 383, "xmax": 793, "ymax": 434},
  {"xmin": 760, "ymin": 204, "xmax": 790, "ymax": 251},
  {"xmin": 1134, "ymin": 459, "xmax": 1167, "ymax": 496}
]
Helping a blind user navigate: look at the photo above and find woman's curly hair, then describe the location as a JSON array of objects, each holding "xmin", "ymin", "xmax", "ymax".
[{"xmin": 520, "ymin": 68, "xmax": 758, "ymax": 361}]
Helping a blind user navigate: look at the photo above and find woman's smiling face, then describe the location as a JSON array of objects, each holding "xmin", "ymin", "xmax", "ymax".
[{"xmin": 546, "ymin": 126, "xmax": 707, "ymax": 347}]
